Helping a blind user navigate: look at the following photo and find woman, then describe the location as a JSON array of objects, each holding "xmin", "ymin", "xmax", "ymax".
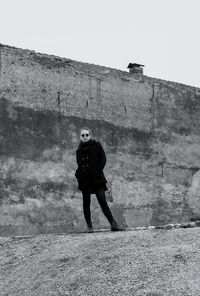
[{"xmin": 75, "ymin": 127, "xmax": 122, "ymax": 232}]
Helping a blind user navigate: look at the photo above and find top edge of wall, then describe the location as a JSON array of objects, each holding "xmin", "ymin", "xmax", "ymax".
[{"xmin": 0, "ymin": 43, "xmax": 199, "ymax": 90}]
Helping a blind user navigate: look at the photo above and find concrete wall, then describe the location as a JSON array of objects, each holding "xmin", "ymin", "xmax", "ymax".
[{"xmin": 1, "ymin": 44, "xmax": 200, "ymax": 235}]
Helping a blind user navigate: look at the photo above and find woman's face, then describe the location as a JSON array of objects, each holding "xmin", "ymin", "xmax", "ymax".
[{"xmin": 80, "ymin": 129, "xmax": 91, "ymax": 143}]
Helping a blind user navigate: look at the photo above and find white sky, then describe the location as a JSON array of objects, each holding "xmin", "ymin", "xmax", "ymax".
[{"xmin": 1, "ymin": 0, "xmax": 200, "ymax": 88}]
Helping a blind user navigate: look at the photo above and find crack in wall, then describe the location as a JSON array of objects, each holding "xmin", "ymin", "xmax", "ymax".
[
  {"xmin": 149, "ymin": 82, "xmax": 167, "ymax": 180},
  {"xmin": 57, "ymin": 91, "xmax": 63, "ymax": 160}
]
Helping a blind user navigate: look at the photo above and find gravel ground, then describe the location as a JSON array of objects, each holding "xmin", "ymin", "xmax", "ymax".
[{"xmin": 1, "ymin": 228, "xmax": 200, "ymax": 296}]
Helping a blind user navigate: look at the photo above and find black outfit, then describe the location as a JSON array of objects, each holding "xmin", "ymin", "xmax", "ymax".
[
  {"xmin": 75, "ymin": 139, "xmax": 108, "ymax": 193},
  {"xmin": 75, "ymin": 139, "xmax": 114, "ymax": 227}
]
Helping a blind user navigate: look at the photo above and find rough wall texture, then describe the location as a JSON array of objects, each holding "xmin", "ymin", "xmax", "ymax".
[{"xmin": 1, "ymin": 44, "xmax": 200, "ymax": 235}]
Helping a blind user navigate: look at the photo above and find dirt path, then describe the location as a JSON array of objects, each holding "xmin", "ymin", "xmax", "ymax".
[{"xmin": 1, "ymin": 228, "xmax": 200, "ymax": 296}]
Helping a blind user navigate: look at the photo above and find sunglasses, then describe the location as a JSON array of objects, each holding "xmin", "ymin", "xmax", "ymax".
[{"xmin": 81, "ymin": 133, "xmax": 89, "ymax": 137}]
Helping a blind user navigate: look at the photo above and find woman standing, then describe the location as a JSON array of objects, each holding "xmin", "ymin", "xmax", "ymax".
[{"xmin": 75, "ymin": 127, "xmax": 122, "ymax": 232}]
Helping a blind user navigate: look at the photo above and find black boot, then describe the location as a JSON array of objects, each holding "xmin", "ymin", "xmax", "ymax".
[
  {"xmin": 87, "ymin": 223, "xmax": 94, "ymax": 233},
  {"xmin": 110, "ymin": 220, "xmax": 124, "ymax": 231}
]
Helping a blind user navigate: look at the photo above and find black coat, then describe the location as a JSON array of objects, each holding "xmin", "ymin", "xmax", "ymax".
[{"xmin": 75, "ymin": 139, "xmax": 108, "ymax": 192}]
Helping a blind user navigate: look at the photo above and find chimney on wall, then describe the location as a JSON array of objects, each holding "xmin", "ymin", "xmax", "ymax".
[{"xmin": 127, "ymin": 63, "xmax": 144, "ymax": 74}]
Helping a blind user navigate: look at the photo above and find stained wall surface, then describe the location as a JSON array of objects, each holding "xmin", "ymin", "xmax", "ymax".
[{"xmin": 1, "ymin": 44, "xmax": 200, "ymax": 235}]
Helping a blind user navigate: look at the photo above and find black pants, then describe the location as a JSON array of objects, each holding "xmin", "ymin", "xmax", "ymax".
[{"xmin": 82, "ymin": 188, "xmax": 114, "ymax": 227}]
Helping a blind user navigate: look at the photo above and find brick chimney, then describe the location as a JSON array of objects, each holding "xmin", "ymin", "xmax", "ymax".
[{"xmin": 127, "ymin": 63, "xmax": 144, "ymax": 74}]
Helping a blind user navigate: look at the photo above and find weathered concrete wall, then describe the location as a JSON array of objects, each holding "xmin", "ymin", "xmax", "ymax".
[{"xmin": 1, "ymin": 44, "xmax": 200, "ymax": 235}]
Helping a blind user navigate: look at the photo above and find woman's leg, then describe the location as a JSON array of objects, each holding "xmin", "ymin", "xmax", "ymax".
[
  {"xmin": 82, "ymin": 190, "xmax": 92, "ymax": 229},
  {"xmin": 95, "ymin": 189, "xmax": 114, "ymax": 224}
]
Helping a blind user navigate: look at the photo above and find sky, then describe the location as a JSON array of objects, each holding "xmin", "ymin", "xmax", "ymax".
[{"xmin": 1, "ymin": 0, "xmax": 200, "ymax": 88}]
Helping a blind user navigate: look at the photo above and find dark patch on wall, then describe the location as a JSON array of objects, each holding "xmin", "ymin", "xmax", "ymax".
[
  {"xmin": 180, "ymin": 89, "xmax": 200, "ymax": 114},
  {"xmin": 0, "ymin": 97, "xmax": 59, "ymax": 159},
  {"xmin": 96, "ymin": 78, "xmax": 101, "ymax": 98},
  {"xmin": 0, "ymin": 97, "xmax": 153, "ymax": 160},
  {"xmin": 23, "ymin": 181, "xmax": 68, "ymax": 200},
  {"xmin": 178, "ymin": 126, "xmax": 191, "ymax": 136},
  {"xmin": 64, "ymin": 115, "xmax": 153, "ymax": 156},
  {"xmin": 40, "ymin": 181, "xmax": 68, "ymax": 194},
  {"xmin": 0, "ymin": 180, "xmax": 9, "ymax": 204}
]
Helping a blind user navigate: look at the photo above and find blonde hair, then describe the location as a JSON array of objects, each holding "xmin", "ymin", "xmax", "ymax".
[{"xmin": 80, "ymin": 127, "xmax": 92, "ymax": 136}]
